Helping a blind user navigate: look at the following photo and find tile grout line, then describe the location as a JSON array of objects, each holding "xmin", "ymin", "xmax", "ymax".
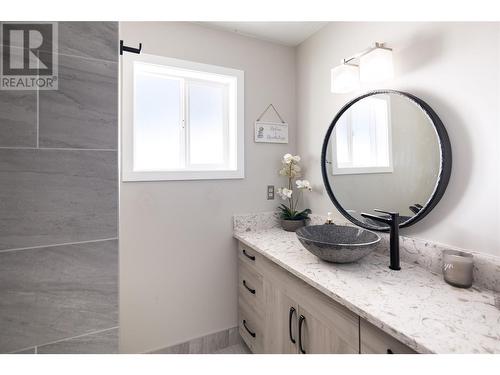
[
  {"xmin": 36, "ymin": 326, "xmax": 120, "ymax": 351},
  {"xmin": 0, "ymin": 237, "xmax": 118, "ymax": 254},
  {"xmin": 36, "ymin": 88, "xmax": 39, "ymax": 148},
  {"xmin": 36, "ymin": 49, "xmax": 40, "ymax": 149},
  {"xmin": 0, "ymin": 147, "xmax": 117, "ymax": 151},
  {"xmin": 55, "ymin": 51, "xmax": 119, "ymax": 65},
  {"xmin": 9, "ymin": 326, "xmax": 119, "ymax": 354},
  {"xmin": 0, "ymin": 43, "xmax": 119, "ymax": 65}
]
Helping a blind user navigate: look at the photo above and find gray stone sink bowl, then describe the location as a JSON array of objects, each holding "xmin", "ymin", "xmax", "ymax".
[{"xmin": 296, "ymin": 225, "xmax": 381, "ymax": 263}]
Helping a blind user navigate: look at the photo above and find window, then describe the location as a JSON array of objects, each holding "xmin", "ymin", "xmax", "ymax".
[
  {"xmin": 121, "ymin": 54, "xmax": 244, "ymax": 181},
  {"xmin": 332, "ymin": 96, "xmax": 393, "ymax": 175}
]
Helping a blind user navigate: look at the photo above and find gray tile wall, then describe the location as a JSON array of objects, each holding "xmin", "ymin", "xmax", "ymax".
[{"xmin": 0, "ymin": 21, "xmax": 118, "ymax": 354}]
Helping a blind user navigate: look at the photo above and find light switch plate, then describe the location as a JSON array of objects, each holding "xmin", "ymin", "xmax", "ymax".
[{"xmin": 267, "ymin": 185, "xmax": 275, "ymax": 200}]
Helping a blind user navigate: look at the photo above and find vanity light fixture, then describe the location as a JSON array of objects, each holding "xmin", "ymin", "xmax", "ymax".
[
  {"xmin": 331, "ymin": 42, "xmax": 393, "ymax": 93},
  {"xmin": 359, "ymin": 43, "xmax": 394, "ymax": 83},
  {"xmin": 331, "ymin": 63, "xmax": 360, "ymax": 94}
]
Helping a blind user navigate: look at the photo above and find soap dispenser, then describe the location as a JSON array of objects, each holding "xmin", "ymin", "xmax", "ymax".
[{"xmin": 325, "ymin": 212, "xmax": 334, "ymax": 225}]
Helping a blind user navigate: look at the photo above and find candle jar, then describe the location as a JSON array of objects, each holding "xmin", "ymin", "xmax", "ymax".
[{"xmin": 442, "ymin": 250, "xmax": 473, "ymax": 288}]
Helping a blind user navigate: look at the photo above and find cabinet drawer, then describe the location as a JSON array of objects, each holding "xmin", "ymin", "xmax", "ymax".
[
  {"xmin": 238, "ymin": 296, "xmax": 263, "ymax": 353},
  {"xmin": 238, "ymin": 243, "xmax": 262, "ymax": 271},
  {"xmin": 238, "ymin": 259, "xmax": 264, "ymax": 314},
  {"xmin": 360, "ymin": 319, "xmax": 417, "ymax": 354}
]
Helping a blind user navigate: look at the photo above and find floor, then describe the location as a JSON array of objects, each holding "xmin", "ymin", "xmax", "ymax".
[
  {"xmin": 214, "ymin": 342, "xmax": 251, "ymax": 354},
  {"xmin": 14, "ymin": 338, "xmax": 249, "ymax": 354}
]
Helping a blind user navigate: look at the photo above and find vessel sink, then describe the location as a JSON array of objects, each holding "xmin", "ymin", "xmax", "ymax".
[{"xmin": 296, "ymin": 225, "xmax": 381, "ymax": 263}]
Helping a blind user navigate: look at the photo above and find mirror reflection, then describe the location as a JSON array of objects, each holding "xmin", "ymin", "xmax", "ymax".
[{"xmin": 325, "ymin": 93, "xmax": 441, "ymax": 228}]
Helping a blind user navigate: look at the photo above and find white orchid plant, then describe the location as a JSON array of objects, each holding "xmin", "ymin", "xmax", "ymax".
[{"xmin": 277, "ymin": 153, "xmax": 312, "ymax": 221}]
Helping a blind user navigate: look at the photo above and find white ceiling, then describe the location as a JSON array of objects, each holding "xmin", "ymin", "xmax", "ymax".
[{"xmin": 201, "ymin": 22, "xmax": 328, "ymax": 47}]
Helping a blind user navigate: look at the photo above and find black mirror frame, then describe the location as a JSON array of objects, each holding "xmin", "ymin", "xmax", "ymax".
[{"xmin": 320, "ymin": 90, "xmax": 452, "ymax": 232}]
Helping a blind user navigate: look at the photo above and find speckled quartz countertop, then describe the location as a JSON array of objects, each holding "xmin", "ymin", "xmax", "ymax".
[{"xmin": 233, "ymin": 217, "xmax": 500, "ymax": 354}]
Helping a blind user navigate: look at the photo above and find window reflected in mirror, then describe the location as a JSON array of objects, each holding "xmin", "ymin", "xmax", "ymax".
[{"xmin": 333, "ymin": 95, "xmax": 392, "ymax": 174}]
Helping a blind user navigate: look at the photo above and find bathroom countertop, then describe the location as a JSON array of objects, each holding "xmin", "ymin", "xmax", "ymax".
[{"xmin": 234, "ymin": 226, "xmax": 500, "ymax": 354}]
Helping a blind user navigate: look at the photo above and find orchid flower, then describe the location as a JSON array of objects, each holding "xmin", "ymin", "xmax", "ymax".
[
  {"xmin": 277, "ymin": 153, "xmax": 312, "ymax": 222},
  {"xmin": 296, "ymin": 179, "xmax": 312, "ymax": 191},
  {"xmin": 277, "ymin": 187, "xmax": 293, "ymax": 200},
  {"xmin": 282, "ymin": 153, "xmax": 301, "ymax": 165}
]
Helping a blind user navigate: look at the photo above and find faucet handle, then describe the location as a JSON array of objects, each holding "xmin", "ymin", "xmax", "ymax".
[
  {"xmin": 409, "ymin": 205, "xmax": 421, "ymax": 214},
  {"xmin": 373, "ymin": 209, "xmax": 399, "ymax": 219}
]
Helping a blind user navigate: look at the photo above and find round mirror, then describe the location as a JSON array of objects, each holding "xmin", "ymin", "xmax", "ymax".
[{"xmin": 321, "ymin": 90, "xmax": 452, "ymax": 231}]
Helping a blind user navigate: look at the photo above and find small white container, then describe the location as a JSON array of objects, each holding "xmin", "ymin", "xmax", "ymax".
[{"xmin": 442, "ymin": 250, "xmax": 473, "ymax": 288}]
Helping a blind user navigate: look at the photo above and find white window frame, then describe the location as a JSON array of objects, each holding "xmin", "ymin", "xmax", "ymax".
[
  {"xmin": 331, "ymin": 95, "xmax": 393, "ymax": 175},
  {"xmin": 121, "ymin": 53, "xmax": 244, "ymax": 181}
]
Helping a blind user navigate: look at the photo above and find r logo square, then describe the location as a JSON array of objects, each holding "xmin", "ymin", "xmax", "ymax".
[{"xmin": 1, "ymin": 22, "xmax": 58, "ymax": 90}]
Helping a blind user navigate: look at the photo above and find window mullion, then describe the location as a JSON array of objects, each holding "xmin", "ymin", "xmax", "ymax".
[
  {"xmin": 184, "ymin": 80, "xmax": 190, "ymax": 169},
  {"xmin": 178, "ymin": 78, "xmax": 186, "ymax": 169},
  {"xmin": 223, "ymin": 85, "xmax": 230, "ymax": 168}
]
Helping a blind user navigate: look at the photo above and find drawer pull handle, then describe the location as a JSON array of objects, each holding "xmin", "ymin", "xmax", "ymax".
[
  {"xmin": 289, "ymin": 307, "xmax": 296, "ymax": 344},
  {"xmin": 243, "ymin": 320, "xmax": 256, "ymax": 338},
  {"xmin": 387, "ymin": 349, "xmax": 394, "ymax": 354},
  {"xmin": 242, "ymin": 249, "xmax": 255, "ymax": 261},
  {"xmin": 298, "ymin": 314, "xmax": 306, "ymax": 354},
  {"xmin": 243, "ymin": 280, "xmax": 256, "ymax": 294}
]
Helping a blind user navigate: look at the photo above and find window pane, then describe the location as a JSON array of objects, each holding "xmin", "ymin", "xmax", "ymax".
[
  {"xmin": 134, "ymin": 68, "xmax": 182, "ymax": 171},
  {"xmin": 372, "ymin": 98, "xmax": 390, "ymax": 166},
  {"xmin": 188, "ymin": 83, "xmax": 226, "ymax": 165},
  {"xmin": 336, "ymin": 97, "xmax": 390, "ymax": 169},
  {"xmin": 351, "ymin": 101, "xmax": 374, "ymax": 166},
  {"xmin": 335, "ymin": 115, "xmax": 350, "ymax": 166}
]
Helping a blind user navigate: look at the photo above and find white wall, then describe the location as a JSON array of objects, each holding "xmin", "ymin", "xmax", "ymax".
[
  {"xmin": 296, "ymin": 22, "xmax": 500, "ymax": 256},
  {"xmin": 119, "ymin": 22, "xmax": 296, "ymax": 353}
]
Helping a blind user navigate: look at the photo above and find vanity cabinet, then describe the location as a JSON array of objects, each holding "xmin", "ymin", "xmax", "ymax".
[
  {"xmin": 237, "ymin": 241, "xmax": 417, "ymax": 354},
  {"xmin": 238, "ymin": 242, "xmax": 358, "ymax": 354}
]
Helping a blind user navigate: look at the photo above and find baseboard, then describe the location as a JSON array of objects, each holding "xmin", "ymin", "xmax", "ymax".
[{"xmin": 148, "ymin": 326, "xmax": 242, "ymax": 354}]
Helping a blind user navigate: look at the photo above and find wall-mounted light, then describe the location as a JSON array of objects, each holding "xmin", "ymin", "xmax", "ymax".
[
  {"xmin": 331, "ymin": 42, "xmax": 393, "ymax": 94},
  {"xmin": 331, "ymin": 63, "xmax": 359, "ymax": 94},
  {"xmin": 359, "ymin": 43, "xmax": 393, "ymax": 83}
]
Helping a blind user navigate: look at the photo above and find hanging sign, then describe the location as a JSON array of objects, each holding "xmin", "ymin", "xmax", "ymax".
[{"xmin": 254, "ymin": 121, "xmax": 289, "ymax": 143}]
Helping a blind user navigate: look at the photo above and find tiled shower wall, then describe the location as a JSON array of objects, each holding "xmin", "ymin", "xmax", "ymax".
[{"xmin": 0, "ymin": 22, "xmax": 118, "ymax": 353}]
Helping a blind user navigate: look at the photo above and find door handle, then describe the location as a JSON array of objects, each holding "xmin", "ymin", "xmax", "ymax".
[
  {"xmin": 298, "ymin": 314, "xmax": 306, "ymax": 354},
  {"xmin": 242, "ymin": 249, "xmax": 255, "ymax": 261},
  {"xmin": 242, "ymin": 280, "xmax": 256, "ymax": 294},
  {"xmin": 289, "ymin": 307, "xmax": 296, "ymax": 344},
  {"xmin": 243, "ymin": 320, "xmax": 256, "ymax": 338}
]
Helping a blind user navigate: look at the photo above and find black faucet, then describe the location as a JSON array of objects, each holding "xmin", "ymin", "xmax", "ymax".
[{"xmin": 361, "ymin": 209, "xmax": 401, "ymax": 271}]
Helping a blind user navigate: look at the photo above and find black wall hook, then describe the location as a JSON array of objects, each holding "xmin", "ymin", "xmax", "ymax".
[{"xmin": 120, "ymin": 40, "xmax": 142, "ymax": 55}]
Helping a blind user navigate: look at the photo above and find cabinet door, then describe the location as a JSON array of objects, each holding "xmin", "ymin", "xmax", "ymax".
[
  {"xmin": 360, "ymin": 319, "xmax": 417, "ymax": 354},
  {"xmin": 263, "ymin": 279, "xmax": 299, "ymax": 354},
  {"xmin": 297, "ymin": 303, "xmax": 359, "ymax": 354}
]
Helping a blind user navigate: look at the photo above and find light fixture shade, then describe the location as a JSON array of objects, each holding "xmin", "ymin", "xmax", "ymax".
[
  {"xmin": 331, "ymin": 64, "xmax": 360, "ymax": 93},
  {"xmin": 359, "ymin": 47, "xmax": 393, "ymax": 83}
]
